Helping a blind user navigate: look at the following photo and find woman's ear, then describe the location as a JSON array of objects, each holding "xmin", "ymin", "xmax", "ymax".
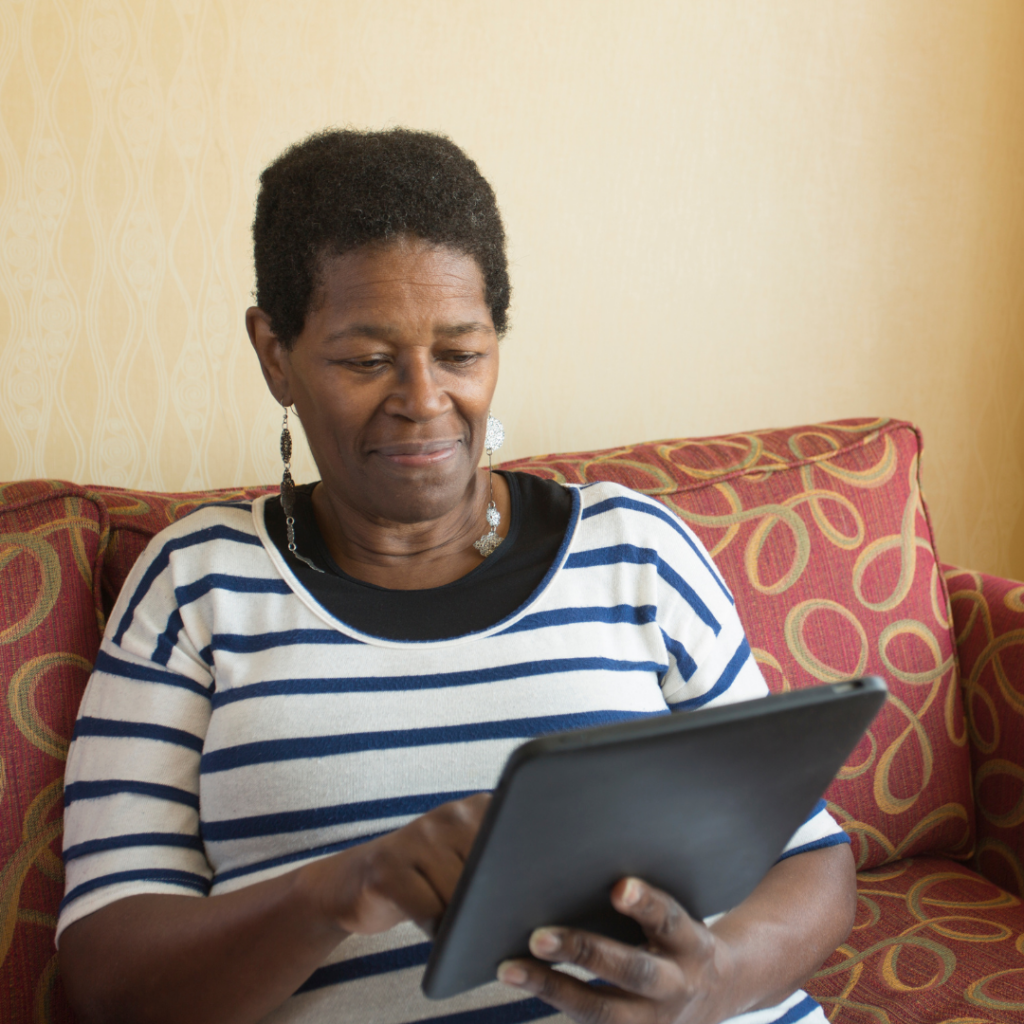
[{"xmin": 246, "ymin": 307, "xmax": 292, "ymax": 406}]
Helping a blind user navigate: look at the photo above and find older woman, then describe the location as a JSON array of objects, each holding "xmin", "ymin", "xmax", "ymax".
[{"xmin": 58, "ymin": 129, "xmax": 855, "ymax": 1024}]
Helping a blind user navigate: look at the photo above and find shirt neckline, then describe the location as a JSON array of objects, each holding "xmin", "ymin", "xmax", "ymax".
[{"xmin": 251, "ymin": 481, "xmax": 583, "ymax": 649}]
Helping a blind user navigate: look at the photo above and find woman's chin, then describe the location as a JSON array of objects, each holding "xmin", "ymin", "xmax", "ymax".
[
  {"xmin": 355, "ymin": 471, "xmax": 479, "ymax": 526},
  {"xmin": 394, "ymin": 483, "xmax": 479, "ymax": 523}
]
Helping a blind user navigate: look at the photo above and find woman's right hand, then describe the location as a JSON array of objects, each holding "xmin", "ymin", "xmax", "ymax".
[{"xmin": 305, "ymin": 792, "xmax": 491, "ymax": 938}]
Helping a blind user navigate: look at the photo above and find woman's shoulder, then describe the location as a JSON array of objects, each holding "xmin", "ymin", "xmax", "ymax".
[
  {"xmin": 148, "ymin": 495, "xmax": 262, "ymax": 540},
  {"xmin": 570, "ymin": 481, "xmax": 730, "ymax": 593},
  {"xmin": 574, "ymin": 480, "xmax": 691, "ymax": 537},
  {"xmin": 104, "ymin": 497, "xmax": 280, "ymax": 644},
  {"xmin": 128, "ymin": 497, "xmax": 268, "ymax": 577}
]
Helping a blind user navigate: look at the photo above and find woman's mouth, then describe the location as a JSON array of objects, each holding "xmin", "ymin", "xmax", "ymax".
[{"xmin": 372, "ymin": 440, "xmax": 461, "ymax": 467}]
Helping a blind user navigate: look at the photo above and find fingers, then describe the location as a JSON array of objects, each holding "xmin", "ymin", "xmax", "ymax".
[
  {"xmin": 611, "ymin": 877, "xmax": 708, "ymax": 958},
  {"xmin": 408, "ymin": 847, "xmax": 470, "ymax": 936},
  {"xmin": 528, "ymin": 926, "xmax": 666, "ymax": 998},
  {"xmin": 338, "ymin": 862, "xmax": 445, "ymax": 935},
  {"xmin": 405, "ymin": 794, "xmax": 490, "ymax": 932},
  {"xmin": 498, "ymin": 957, "xmax": 639, "ymax": 1023},
  {"xmin": 329, "ymin": 792, "xmax": 490, "ymax": 936},
  {"xmin": 420, "ymin": 792, "xmax": 491, "ymax": 862},
  {"xmin": 496, "ymin": 878, "xmax": 715, "ymax": 1019}
]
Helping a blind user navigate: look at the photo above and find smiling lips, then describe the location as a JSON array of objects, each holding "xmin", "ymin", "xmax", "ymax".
[{"xmin": 372, "ymin": 439, "xmax": 462, "ymax": 467}]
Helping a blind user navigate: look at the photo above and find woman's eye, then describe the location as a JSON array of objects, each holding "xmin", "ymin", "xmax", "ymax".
[{"xmin": 346, "ymin": 357, "xmax": 388, "ymax": 370}]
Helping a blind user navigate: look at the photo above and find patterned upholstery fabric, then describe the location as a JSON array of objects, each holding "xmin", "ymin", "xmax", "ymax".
[
  {"xmin": 502, "ymin": 418, "xmax": 974, "ymax": 870},
  {"xmin": 0, "ymin": 481, "xmax": 106, "ymax": 1024},
  {"xmin": 944, "ymin": 567, "xmax": 1024, "ymax": 900},
  {"xmin": 1, "ymin": 418, "xmax": 1021, "ymax": 1023},
  {"xmin": 807, "ymin": 857, "xmax": 1024, "ymax": 1021}
]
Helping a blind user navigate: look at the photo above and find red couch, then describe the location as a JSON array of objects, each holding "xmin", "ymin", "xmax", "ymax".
[{"xmin": 2, "ymin": 418, "xmax": 1023, "ymax": 1023}]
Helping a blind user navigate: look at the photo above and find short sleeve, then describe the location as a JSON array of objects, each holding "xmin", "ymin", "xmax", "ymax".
[
  {"xmin": 778, "ymin": 798, "xmax": 851, "ymax": 858},
  {"xmin": 597, "ymin": 489, "xmax": 767, "ymax": 712},
  {"xmin": 57, "ymin": 523, "xmax": 219, "ymax": 943},
  {"xmin": 621, "ymin": 491, "xmax": 851, "ymax": 856}
]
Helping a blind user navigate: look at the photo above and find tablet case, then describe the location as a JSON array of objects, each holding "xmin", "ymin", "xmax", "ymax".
[{"xmin": 422, "ymin": 676, "xmax": 887, "ymax": 999}]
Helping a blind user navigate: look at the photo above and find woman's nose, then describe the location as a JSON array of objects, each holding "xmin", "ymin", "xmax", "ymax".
[{"xmin": 387, "ymin": 355, "xmax": 449, "ymax": 421}]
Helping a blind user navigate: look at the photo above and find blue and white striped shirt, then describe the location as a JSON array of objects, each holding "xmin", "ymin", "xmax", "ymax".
[{"xmin": 59, "ymin": 481, "xmax": 844, "ymax": 1024}]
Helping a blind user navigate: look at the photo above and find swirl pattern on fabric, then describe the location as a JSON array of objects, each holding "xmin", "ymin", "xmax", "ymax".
[
  {"xmin": 0, "ymin": 485, "xmax": 107, "ymax": 1023},
  {"xmin": 944, "ymin": 566, "xmax": 1024, "ymax": 900}
]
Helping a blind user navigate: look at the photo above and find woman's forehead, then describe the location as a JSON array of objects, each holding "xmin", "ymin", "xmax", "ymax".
[
  {"xmin": 320, "ymin": 242, "xmax": 486, "ymax": 302},
  {"xmin": 305, "ymin": 240, "xmax": 493, "ymax": 336}
]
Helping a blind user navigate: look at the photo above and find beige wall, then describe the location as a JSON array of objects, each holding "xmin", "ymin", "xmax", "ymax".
[{"xmin": 2, "ymin": 1, "xmax": 1023, "ymax": 578}]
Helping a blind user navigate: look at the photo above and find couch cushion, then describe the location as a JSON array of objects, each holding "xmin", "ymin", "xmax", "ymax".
[
  {"xmin": 501, "ymin": 419, "xmax": 973, "ymax": 869},
  {"xmin": 806, "ymin": 856, "xmax": 1024, "ymax": 1023},
  {"xmin": 0, "ymin": 480, "xmax": 107, "ymax": 1024},
  {"xmin": 944, "ymin": 565, "xmax": 1024, "ymax": 900}
]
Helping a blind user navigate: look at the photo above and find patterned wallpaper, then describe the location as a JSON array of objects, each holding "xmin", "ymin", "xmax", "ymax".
[
  {"xmin": 0, "ymin": 0, "xmax": 320, "ymax": 491},
  {"xmin": 1, "ymin": 1, "xmax": 1023, "ymax": 580}
]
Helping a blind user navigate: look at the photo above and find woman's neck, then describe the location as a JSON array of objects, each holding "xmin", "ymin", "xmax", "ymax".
[{"xmin": 309, "ymin": 468, "xmax": 511, "ymax": 590}]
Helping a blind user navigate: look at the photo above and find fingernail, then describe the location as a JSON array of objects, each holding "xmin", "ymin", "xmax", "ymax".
[
  {"xmin": 621, "ymin": 878, "xmax": 642, "ymax": 906},
  {"xmin": 530, "ymin": 928, "xmax": 561, "ymax": 955},
  {"xmin": 497, "ymin": 961, "xmax": 528, "ymax": 986}
]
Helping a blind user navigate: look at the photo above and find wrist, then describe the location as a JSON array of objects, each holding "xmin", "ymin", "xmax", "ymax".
[{"xmin": 706, "ymin": 925, "xmax": 754, "ymax": 1019}]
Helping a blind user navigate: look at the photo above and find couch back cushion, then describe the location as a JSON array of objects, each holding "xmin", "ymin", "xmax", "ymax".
[
  {"xmin": 0, "ymin": 481, "xmax": 107, "ymax": 1024},
  {"xmin": 501, "ymin": 418, "xmax": 973, "ymax": 869}
]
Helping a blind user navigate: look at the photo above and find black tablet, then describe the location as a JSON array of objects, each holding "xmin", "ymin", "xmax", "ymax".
[{"xmin": 422, "ymin": 676, "xmax": 887, "ymax": 999}]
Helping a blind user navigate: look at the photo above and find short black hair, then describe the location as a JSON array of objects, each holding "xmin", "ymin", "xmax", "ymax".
[{"xmin": 252, "ymin": 128, "xmax": 510, "ymax": 346}]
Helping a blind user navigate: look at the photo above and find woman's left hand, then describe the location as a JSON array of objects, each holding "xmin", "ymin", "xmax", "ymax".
[{"xmin": 497, "ymin": 876, "xmax": 739, "ymax": 1024}]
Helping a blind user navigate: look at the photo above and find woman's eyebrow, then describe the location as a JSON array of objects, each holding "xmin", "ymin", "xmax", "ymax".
[{"xmin": 435, "ymin": 321, "xmax": 493, "ymax": 338}]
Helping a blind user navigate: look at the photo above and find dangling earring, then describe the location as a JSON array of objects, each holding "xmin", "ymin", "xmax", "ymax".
[
  {"xmin": 280, "ymin": 406, "xmax": 324, "ymax": 573},
  {"xmin": 473, "ymin": 414, "xmax": 505, "ymax": 557}
]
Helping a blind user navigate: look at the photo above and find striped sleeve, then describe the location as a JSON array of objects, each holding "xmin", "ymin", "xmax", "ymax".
[
  {"xmin": 56, "ymin": 511, "xmax": 250, "ymax": 941},
  {"xmin": 778, "ymin": 798, "xmax": 851, "ymax": 859},
  {"xmin": 578, "ymin": 487, "xmax": 768, "ymax": 711},
  {"xmin": 582, "ymin": 487, "xmax": 850, "ymax": 857}
]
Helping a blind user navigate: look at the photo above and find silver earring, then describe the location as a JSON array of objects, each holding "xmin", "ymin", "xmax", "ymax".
[
  {"xmin": 280, "ymin": 407, "xmax": 324, "ymax": 573},
  {"xmin": 473, "ymin": 414, "xmax": 505, "ymax": 557}
]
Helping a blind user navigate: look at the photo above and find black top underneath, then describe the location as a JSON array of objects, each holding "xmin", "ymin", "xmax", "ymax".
[{"xmin": 263, "ymin": 472, "xmax": 574, "ymax": 641}]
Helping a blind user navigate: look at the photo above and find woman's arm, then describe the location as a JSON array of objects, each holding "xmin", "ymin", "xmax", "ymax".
[
  {"xmin": 706, "ymin": 842, "xmax": 857, "ymax": 1013},
  {"xmin": 60, "ymin": 794, "xmax": 489, "ymax": 1024},
  {"xmin": 497, "ymin": 841, "xmax": 856, "ymax": 1024}
]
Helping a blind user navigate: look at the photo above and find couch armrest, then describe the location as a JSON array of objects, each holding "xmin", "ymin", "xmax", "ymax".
[{"xmin": 943, "ymin": 564, "xmax": 1024, "ymax": 897}]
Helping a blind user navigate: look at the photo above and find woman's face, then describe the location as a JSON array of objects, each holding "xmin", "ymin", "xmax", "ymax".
[{"xmin": 249, "ymin": 236, "xmax": 499, "ymax": 525}]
